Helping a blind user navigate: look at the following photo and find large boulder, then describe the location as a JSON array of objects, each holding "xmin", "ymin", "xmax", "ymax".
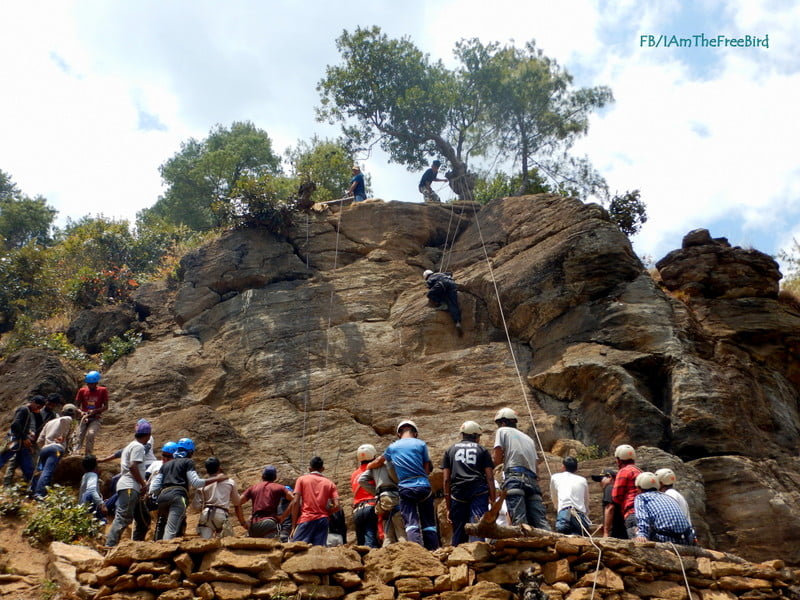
[{"xmin": 67, "ymin": 305, "xmax": 138, "ymax": 353}]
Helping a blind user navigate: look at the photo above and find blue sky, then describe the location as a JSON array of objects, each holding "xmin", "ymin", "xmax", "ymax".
[{"xmin": 1, "ymin": 0, "xmax": 798, "ymax": 271}]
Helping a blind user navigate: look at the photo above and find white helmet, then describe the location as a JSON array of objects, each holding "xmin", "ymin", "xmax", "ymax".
[
  {"xmin": 494, "ymin": 407, "xmax": 518, "ymax": 422},
  {"xmin": 635, "ymin": 472, "xmax": 660, "ymax": 491},
  {"xmin": 423, "ymin": 269, "xmax": 434, "ymax": 280},
  {"xmin": 614, "ymin": 444, "xmax": 636, "ymax": 461},
  {"xmin": 357, "ymin": 444, "xmax": 377, "ymax": 462},
  {"xmin": 655, "ymin": 468, "xmax": 677, "ymax": 486},
  {"xmin": 397, "ymin": 419, "xmax": 418, "ymax": 434},
  {"xmin": 460, "ymin": 421, "xmax": 483, "ymax": 435}
]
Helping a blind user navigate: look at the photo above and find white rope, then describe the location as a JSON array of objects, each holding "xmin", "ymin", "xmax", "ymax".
[
  {"xmin": 669, "ymin": 542, "xmax": 694, "ymax": 600},
  {"xmin": 313, "ymin": 202, "xmax": 345, "ymax": 460},
  {"xmin": 469, "ymin": 201, "xmax": 553, "ymax": 479}
]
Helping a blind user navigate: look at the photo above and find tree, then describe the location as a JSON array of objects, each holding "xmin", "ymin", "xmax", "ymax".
[
  {"xmin": 472, "ymin": 169, "xmax": 551, "ymax": 204},
  {"xmin": 779, "ymin": 239, "xmax": 800, "ymax": 294},
  {"xmin": 317, "ymin": 27, "xmax": 485, "ymax": 200},
  {"xmin": 0, "ymin": 169, "xmax": 57, "ymax": 249},
  {"xmin": 461, "ymin": 39, "xmax": 613, "ymax": 198},
  {"xmin": 285, "ymin": 136, "xmax": 361, "ymax": 203},
  {"xmin": 140, "ymin": 121, "xmax": 282, "ymax": 230},
  {"xmin": 607, "ymin": 189, "xmax": 647, "ymax": 236},
  {"xmin": 317, "ymin": 28, "xmax": 612, "ymax": 201}
]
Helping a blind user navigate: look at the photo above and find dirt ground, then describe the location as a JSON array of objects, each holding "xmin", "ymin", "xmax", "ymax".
[{"xmin": 0, "ymin": 513, "xmax": 50, "ymax": 600}]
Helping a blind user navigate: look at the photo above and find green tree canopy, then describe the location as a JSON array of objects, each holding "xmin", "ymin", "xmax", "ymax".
[
  {"xmin": 285, "ymin": 136, "xmax": 367, "ymax": 203},
  {"xmin": 317, "ymin": 28, "xmax": 612, "ymax": 201},
  {"xmin": 140, "ymin": 121, "xmax": 282, "ymax": 230},
  {"xmin": 0, "ymin": 169, "xmax": 57, "ymax": 249}
]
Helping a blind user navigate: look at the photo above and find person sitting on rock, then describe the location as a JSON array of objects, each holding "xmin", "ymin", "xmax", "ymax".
[
  {"xmin": 78, "ymin": 454, "xmax": 108, "ymax": 523},
  {"xmin": 633, "ymin": 472, "xmax": 696, "ymax": 545},
  {"xmin": 655, "ymin": 468, "xmax": 693, "ymax": 526},
  {"xmin": 423, "ymin": 269, "xmax": 462, "ymax": 333},
  {"xmin": 611, "ymin": 444, "xmax": 641, "ymax": 539},
  {"xmin": 549, "ymin": 456, "xmax": 591, "ymax": 536}
]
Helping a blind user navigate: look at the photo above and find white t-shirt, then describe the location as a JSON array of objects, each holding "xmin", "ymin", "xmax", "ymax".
[
  {"xmin": 549, "ymin": 471, "xmax": 591, "ymax": 515},
  {"xmin": 665, "ymin": 488, "xmax": 692, "ymax": 525},
  {"xmin": 117, "ymin": 439, "xmax": 147, "ymax": 492},
  {"xmin": 201, "ymin": 477, "xmax": 241, "ymax": 509}
]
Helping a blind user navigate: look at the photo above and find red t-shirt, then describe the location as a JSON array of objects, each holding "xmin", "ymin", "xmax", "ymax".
[
  {"xmin": 350, "ymin": 464, "xmax": 375, "ymax": 506},
  {"xmin": 294, "ymin": 472, "xmax": 338, "ymax": 524},
  {"xmin": 240, "ymin": 481, "xmax": 286, "ymax": 520},
  {"xmin": 75, "ymin": 386, "xmax": 109, "ymax": 415},
  {"xmin": 611, "ymin": 463, "xmax": 641, "ymax": 517}
]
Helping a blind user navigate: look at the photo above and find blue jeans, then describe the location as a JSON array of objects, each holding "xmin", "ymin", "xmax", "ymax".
[
  {"xmin": 556, "ymin": 508, "xmax": 591, "ymax": 535},
  {"xmin": 503, "ymin": 471, "xmax": 551, "ymax": 530},
  {"xmin": 449, "ymin": 490, "xmax": 489, "ymax": 546},
  {"xmin": 33, "ymin": 444, "xmax": 64, "ymax": 497},
  {"xmin": 399, "ymin": 486, "xmax": 439, "ymax": 550},
  {"xmin": 0, "ymin": 444, "xmax": 35, "ymax": 482},
  {"xmin": 353, "ymin": 503, "xmax": 379, "ymax": 548}
]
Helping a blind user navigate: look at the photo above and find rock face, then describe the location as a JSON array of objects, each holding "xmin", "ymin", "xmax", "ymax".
[
  {"xmin": 4, "ymin": 198, "xmax": 800, "ymax": 564},
  {"xmin": 66, "ymin": 304, "xmax": 137, "ymax": 353}
]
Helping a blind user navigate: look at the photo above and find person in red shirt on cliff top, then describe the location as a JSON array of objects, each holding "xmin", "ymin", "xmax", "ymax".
[
  {"xmin": 74, "ymin": 370, "xmax": 109, "ymax": 455},
  {"xmin": 611, "ymin": 444, "xmax": 642, "ymax": 539},
  {"xmin": 289, "ymin": 456, "xmax": 340, "ymax": 546},
  {"xmin": 350, "ymin": 444, "xmax": 379, "ymax": 547}
]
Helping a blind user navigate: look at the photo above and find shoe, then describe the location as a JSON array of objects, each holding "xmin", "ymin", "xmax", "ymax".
[
  {"xmin": 455, "ymin": 322, "xmax": 463, "ymax": 336},
  {"xmin": 436, "ymin": 304, "xmax": 449, "ymax": 311}
]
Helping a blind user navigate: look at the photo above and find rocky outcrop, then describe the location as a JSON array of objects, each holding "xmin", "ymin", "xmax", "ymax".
[
  {"xmin": 67, "ymin": 305, "xmax": 138, "ymax": 353},
  {"xmin": 6, "ymin": 197, "xmax": 800, "ymax": 564},
  {"xmin": 59, "ymin": 535, "xmax": 800, "ymax": 600}
]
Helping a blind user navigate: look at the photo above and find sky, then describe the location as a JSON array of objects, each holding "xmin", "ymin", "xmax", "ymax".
[{"xmin": 1, "ymin": 0, "xmax": 798, "ymax": 268}]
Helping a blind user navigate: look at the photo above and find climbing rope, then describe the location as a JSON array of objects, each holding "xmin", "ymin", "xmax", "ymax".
[{"xmin": 669, "ymin": 542, "xmax": 693, "ymax": 600}]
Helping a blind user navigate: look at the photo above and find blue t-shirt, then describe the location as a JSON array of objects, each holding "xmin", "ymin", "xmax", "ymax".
[
  {"xmin": 384, "ymin": 437, "xmax": 431, "ymax": 490},
  {"xmin": 350, "ymin": 172, "xmax": 365, "ymax": 197}
]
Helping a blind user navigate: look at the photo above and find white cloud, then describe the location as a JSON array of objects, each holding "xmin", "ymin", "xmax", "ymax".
[{"xmin": 0, "ymin": 0, "xmax": 797, "ymax": 263}]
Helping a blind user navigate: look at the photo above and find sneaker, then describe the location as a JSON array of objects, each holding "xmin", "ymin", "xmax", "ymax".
[
  {"xmin": 455, "ymin": 322, "xmax": 463, "ymax": 336},
  {"xmin": 436, "ymin": 304, "xmax": 449, "ymax": 311}
]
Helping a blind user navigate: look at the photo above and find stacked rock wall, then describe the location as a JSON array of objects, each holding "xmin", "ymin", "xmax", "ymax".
[{"xmin": 49, "ymin": 535, "xmax": 799, "ymax": 600}]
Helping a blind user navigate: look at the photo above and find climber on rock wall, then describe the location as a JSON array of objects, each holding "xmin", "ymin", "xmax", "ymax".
[{"xmin": 423, "ymin": 269, "xmax": 462, "ymax": 333}]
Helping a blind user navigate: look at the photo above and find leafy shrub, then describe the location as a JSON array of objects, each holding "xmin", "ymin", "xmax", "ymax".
[
  {"xmin": 23, "ymin": 485, "xmax": 103, "ymax": 545},
  {"xmin": 216, "ymin": 175, "xmax": 295, "ymax": 234},
  {"xmin": 66, "ymin": 265, "xmax": 139, "ymax": 308},
  {"xmin": 0, "ymin": 484, "xmax": 27, "ymax": 516},
  {"xmin": 608, "ymin": 189, "xmax": 647, "ymax": 236},
  {"xmin": 0, "ymin": 314, "xmax": 89, "ymax": 363},
  {"xmin": 576, "ymin": 444, "xmax": 607, "ymax": 461},
  {"xmin": 100, "ymin": 329, "xmax": 142, "ymax": 367}
]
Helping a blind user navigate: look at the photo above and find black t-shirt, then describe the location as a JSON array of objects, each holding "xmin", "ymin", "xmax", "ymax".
[
  {"xmin": 419, "ymin": 168, "xmax": 436, "ymax": 187},
  {"xmin": 160, "ymin": 457, "xmax": 196, "ymax": 491},
  {"xmin": 441, "ymin": 440, "xmax": 494, "ymax": 499}
]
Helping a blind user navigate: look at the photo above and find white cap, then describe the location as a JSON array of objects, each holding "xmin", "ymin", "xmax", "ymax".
[
  {"xmin": 423, "ymin": 269, "xmax": 434, "ymax": 280},
  {"xmin": 614, "ymin": 444, "xmax": 636, "ymax": 461},
  {"xmin": 494, "ymin": 407, "xmax": 518, "ymax": 422},
  {"xmin": 635, "ymin": 472, "xmax": 659, "ymax": 491},
  {"xmin": 460, "ymin": 421, "xmax": 483, "ymax": 435},
  {"xmin": 397, "ymin": 419, "xmax": 418, "ymax": 434},
  {"xmin": 655, "ymin": 468, "xmax": 677, "ymax": 486},
  {"xmin": 357, "ymin": 444, "xmax": 377, "ymax": 462}
]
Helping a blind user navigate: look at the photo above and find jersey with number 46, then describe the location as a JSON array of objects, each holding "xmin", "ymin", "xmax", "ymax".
[{"xmin": 441, "ymin": 440, "xmax": 494, "ymax": 499}]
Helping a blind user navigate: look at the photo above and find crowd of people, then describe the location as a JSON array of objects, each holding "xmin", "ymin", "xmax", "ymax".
[{"xmin": 1, "ymin": 376, "xmax": 697, "ymax": 550}]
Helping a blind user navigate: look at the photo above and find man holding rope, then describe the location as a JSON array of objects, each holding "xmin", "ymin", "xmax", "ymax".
[{"xmin": 418, "ymin": 160, "xmax": 447, "ymax": 203}]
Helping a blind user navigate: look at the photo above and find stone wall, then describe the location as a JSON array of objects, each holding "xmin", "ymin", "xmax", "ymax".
[{"xmin": 48, "ymin": 534, "xmax": 799, "ymax": 600}]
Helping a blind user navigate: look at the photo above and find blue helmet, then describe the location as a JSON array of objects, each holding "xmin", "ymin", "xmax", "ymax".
[
  {"xmin": 176, "ymin": 437, "xmax": 195, "ymax": 453},
  {"xmin": 161, "ymin": 441, "xmax": 178, "ymax": 455},
  {"xmin": 85, "ymin": 371, "xmax": 101, "ymax": 384},
  {"xmin": 173, "ymin": 449, "xmax": 188, "ymax": 458}
]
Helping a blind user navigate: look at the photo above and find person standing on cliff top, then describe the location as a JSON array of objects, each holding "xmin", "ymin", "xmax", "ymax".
[
  {"xmin": 419, "ymin": 160, "xmax": 447, "ymax": 203},
  {"xmin": 347, "ymin": 165, "xmax": 366, "ymax": 202},
  {"xmin": 611, "ymin": 444, "xmax": 641, "ymax": 539},
  {"xmin": 492, "ymin": 407, "xmax": 551, "ymax": 530},
  {"xmin": 74, "ymin": 370, "xmax": 109, "ymax": 455}
]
